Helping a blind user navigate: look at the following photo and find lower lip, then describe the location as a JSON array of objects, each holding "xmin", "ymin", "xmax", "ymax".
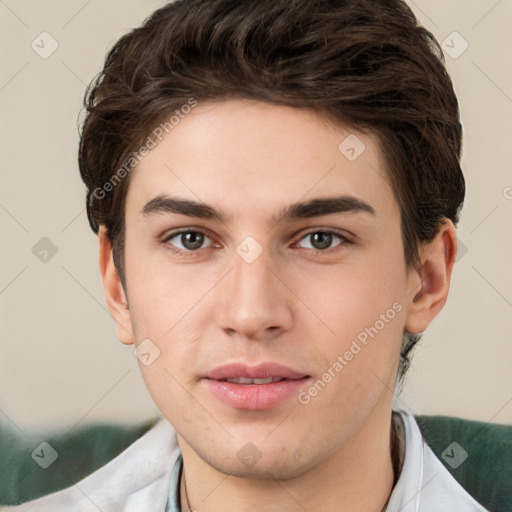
[{"xmin": 203, "ymin": 377, "xmax": 310, "ymax": 410}]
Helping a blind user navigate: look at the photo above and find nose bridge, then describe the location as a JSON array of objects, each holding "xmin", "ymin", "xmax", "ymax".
[
  {"xmin": 216, "ymin": 240, "xmax": 291, "ymax": 339},
  {"xmin": 232, "ymin": 245, "xmax": 272, "ymax": 299}
]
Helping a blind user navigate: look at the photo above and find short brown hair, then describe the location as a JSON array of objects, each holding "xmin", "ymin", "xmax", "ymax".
[{"xmin": 78, "ymin": 0, "xmax": 464, "ymax": 380}]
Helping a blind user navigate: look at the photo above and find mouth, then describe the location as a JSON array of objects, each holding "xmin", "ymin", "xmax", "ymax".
[
  {"xmin": 219, "ymin": 376, "xmax": 291, "ymax": 384},
  {"xmin": 202, "ymin": 362, "xmax": 311, "ymax": 410},
  {"xmin": 204, "ymin": 361, "xmax": 309, "ymax": 381}
]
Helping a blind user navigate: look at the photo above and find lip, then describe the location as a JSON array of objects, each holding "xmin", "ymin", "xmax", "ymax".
[
  {"xmin": 204, "ymin": 362, "xmax": 308, "ymax": 381},
  {"xmin": 202, "ymin": 362, "xmax": 311, "ymax": 410}
]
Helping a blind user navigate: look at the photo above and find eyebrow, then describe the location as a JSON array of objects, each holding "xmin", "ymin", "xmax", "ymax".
[{"xmin": 141, "ymin": 194, "xmax": 376, "ymax": 223}]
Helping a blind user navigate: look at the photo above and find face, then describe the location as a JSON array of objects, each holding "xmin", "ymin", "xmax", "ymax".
[{"xmin": 112, "ymin": 99, "xmax": 424, "ymax": 479}]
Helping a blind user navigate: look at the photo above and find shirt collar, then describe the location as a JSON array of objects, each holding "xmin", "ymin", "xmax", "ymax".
[{"xmin": 166, "ymin": 453, "xmax": 183, "ymax": 512}]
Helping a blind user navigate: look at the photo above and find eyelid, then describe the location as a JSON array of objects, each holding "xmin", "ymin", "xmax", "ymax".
[
  {"xmin": 161, "ymin": 227, "xmax": 218, "ymax": 255},
  {"xmin": 296, "ymin": 227, "xmax": 353, "ymax": 242},
  {"xmin": 293, "ymin": 228, "xmax": 353, "ymax": 250},
  {"xmin": 162, "ymin": 226, "xmax": 214, "ymax": 241}
]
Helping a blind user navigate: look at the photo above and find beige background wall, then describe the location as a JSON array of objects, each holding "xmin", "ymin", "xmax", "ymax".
[{"xmin": 1, "ymin": 0, "xmax": 511, "ymax": 436}]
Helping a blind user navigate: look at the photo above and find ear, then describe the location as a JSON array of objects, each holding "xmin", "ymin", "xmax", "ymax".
[
  {"xmin": 404, "ymin": 219, "xmax": 457, "ymax": 334},
  {"xmin": 98, "ymin": 226, "xmax": 134, "ymax": 345}
]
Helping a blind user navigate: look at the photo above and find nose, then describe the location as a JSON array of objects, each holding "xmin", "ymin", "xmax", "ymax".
[{"xmin": 216, "ymin": 247, "xmax": 293, "ymax": 341}]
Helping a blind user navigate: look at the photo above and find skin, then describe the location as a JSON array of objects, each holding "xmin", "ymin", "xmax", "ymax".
[{"xmin": 99, "ymin": 99, "xmax": 457, "ymax": 512}]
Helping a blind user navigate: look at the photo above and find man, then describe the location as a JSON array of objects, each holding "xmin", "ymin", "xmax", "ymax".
[{"xmin": 5, "ymin": 0, "xmax": 489, "ymax": 510}]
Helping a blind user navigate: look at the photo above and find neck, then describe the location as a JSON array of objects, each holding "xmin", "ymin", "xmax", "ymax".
[{"xmin": 178, "ymin": 401, "xmax": 397, "ymax": 512}]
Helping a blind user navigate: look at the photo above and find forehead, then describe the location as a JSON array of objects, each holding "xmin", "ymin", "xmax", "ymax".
[{"xmin": 125, "ymin": 99, "xmax": 397, "ymax": 224}]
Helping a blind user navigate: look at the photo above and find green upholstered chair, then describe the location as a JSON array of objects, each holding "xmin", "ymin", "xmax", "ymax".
[{"xmin": 1, "ymin": 415, "xmax": 510, "ymax": 511}]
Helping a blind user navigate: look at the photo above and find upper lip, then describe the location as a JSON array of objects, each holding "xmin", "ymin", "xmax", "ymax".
[{"xmin": 204, "ymin": 362, "xmax": 309, "ymax": 381}]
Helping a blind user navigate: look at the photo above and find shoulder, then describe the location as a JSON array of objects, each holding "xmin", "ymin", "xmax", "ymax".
[
  {"xmin": 2, "ymin": 418, "xmax": 179, "ymax": 512},
  {"xmin": 389, "ymin": 410, "xmax": 490, "ymax": 512},
  {"xmin": 415, "ymin": 412, "xmax": 512, "ymax": 510}
]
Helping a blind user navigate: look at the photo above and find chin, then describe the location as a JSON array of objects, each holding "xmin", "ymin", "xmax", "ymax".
[
  {"xmin": 211, "ymin": 457, "xmax": 316, "ymax": 481},
  {"xmin": 196, "ymin": 440, "xmax": 326, "ymax": 481}
]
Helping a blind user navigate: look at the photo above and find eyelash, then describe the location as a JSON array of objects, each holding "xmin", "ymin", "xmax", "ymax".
[{"xmin": 161, "ymin": 228, "xmax": 353, "ymax": 258}]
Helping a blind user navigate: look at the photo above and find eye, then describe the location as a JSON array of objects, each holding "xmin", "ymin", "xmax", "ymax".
[
  {"xmin": 164, "ymin": 230, "xmax": 214, "ymax": 253},
  {"xmin": 296, "ymin": 230, "xmax": 350, "ymax": 251}
]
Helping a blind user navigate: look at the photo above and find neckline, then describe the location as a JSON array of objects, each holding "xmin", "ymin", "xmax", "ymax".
[{"xmin": 166, "ymin": 411, "xmax": 409, "ymax": 512}]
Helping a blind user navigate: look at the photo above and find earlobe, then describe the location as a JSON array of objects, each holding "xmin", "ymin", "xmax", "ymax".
[
  {"xmin": 98, "ymin": 226, "xmax": 134, "ymax": 345},
  {"xmin": 404, "ymin": 220, "xmax": 457, "ymax": 334}
]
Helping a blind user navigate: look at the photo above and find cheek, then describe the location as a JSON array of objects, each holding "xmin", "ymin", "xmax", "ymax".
[
  {"xmin": 303, "ymin": 287, "xmax": 405, "ymax": 412},
  {"xmin": 125, "ymin": 245, "xmax": 209, "ymax": 336},
  {"xmin": 295, "ymin": 258, "xmax": 405, "ymax": 343},
  {"xmin": 125, "ymin": 250, "xmax": 212, "ymax": 380},
  {"xmin": 290, "ymin": 254, "xmax": 407, "ymax": 403}
]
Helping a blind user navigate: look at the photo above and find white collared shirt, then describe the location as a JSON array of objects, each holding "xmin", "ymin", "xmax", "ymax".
[{"xmin": 2, "ymin": 410, "xmax": 489, "ymax": 511}]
